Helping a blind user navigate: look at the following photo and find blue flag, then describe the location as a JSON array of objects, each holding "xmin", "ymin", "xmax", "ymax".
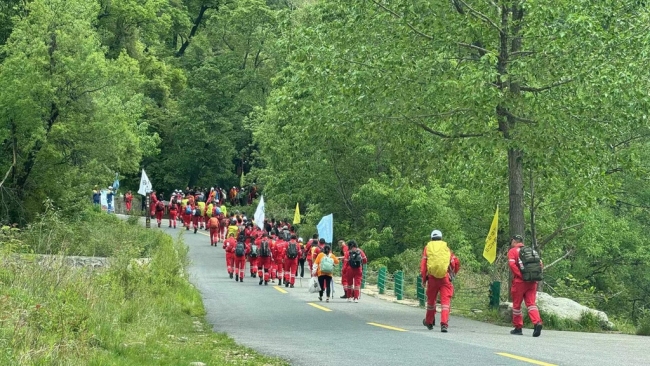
[{"xmin": 317, "ymin": 214, "xmax": 333, "ymax": 244}]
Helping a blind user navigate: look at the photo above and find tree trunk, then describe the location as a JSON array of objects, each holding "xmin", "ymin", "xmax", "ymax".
[{"xmin": 508, "ymin": 148, "xmax": 525, "ymax": 239}]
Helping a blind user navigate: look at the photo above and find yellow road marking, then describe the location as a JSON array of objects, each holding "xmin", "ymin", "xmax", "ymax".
[
  {"xmin": 367, "ymin": 322, "xmax": 408, "ymax": 332},
  {"xmin": 307, "ymin": 302, "xmax": 332, "ymax": 312},
  {"xmin": 273, "ymin": 286, "xmax": 288, "ymax": 294},
  {"xmin": 496, "ymin": 353, "xmax": 557, "ymax": 366}
]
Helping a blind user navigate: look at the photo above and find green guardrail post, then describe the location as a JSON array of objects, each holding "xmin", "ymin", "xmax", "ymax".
[
  {"xmin": 378, "ymin": 267, "xmax": 387, "ymax": 295},
  {"xmin": 394, "ymin": 271, "xmax": 404, "ymax": 300},
  {"xmin": 417, "ymin": 275, "xmax": 425, "ymax": 307},
  {"xmin": 361, "ymin": 265, "xmax": 366, "ymax": 289},
  {"xmin": 489, "ymin": 281, "xmax": 501, "ymax": 309}
]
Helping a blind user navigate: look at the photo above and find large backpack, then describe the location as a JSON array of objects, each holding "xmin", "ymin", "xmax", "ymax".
[
  {"xmin": 250, "ymin": 244, "xmax": 258, "ymax": 258},
  {"xmin": 282, "ymin": 230, "xmax": 291, "ymax": 241},
  {"xmin": 426, "ymin": 240, "xmax": 451, "ymax": 279},
  {"xmin": 286, "ymin": 242, "xmax": 298, "ymax": 259},
  {"xmin": 185, "ymin": 205, "xmax": 192, "ymax": 215},
  {"xmin": 348, "ymin": 249, "xmax": 362, "ymax": 269},
  {"xmin": 194, "ymin": 207, "xmax": 202, "ymax": 216},
  {"xmin": 320, "ymin": 255, "xmax": 334, "ymax": 275},
  {"xmin": 235, "ymin": 242, "xmax": 246, "ymax": 257},
  {"xmin": 260, "ymin": 240, "xmax": 271, "ymax": 257},
  {"xmin": 519, "ymin": 247, "xmax": 543, "ymax": 282},
  {"xmin": 156, "ymin": 201, "xmax": 164, "ymax": 212}
]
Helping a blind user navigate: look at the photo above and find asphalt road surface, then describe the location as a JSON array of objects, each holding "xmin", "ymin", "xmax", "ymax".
[{"xmin": 153, "ymin": 224, "xmax": 649, "ymax": 366}]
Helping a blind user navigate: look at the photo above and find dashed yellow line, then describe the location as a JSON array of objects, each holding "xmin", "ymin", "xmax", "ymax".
[
  {"xmin": 496, "ymin": 353, "xmax": 557, "ymax": 366},
  {"xmin": 307, "ymin": 302, "xmax": 332, "ymax": 312},
  {"xmin": 367, "ymin": 322, "xmax": 408, "ymax": 332},
  {"xmin": 273, "ymin": 286, "xmax": 288, "ymax": 294}
]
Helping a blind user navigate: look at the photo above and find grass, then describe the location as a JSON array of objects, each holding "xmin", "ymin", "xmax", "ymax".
[{"xmin": 0, "ymin": 206, "xmax": 288, "ymax": 365}]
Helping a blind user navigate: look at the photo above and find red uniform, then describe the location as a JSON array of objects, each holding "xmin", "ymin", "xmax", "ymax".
[
  {"xmin": 219, "ymin": 215, "xmax": 229, "ymax": 241},
  {"xmin": 283, "ymin": 239, "xmax": 302, "ymax": 286},
  {"xmin": 150, "ymin": 193, "xmax": 158, "ymax": 217},
  {"xmin": 223, "ymin": 237, "xmax": 236, "ymax": 277},
  {"xmin": 256, "ymin": 239, "xmax": 273, "ymax": 284},
  {"xmin": 191, "ymin": 206, "xmax": 200, "ymax": 231},
  {"xmin": 248, "ymin": 236, "xmax": 261, "ymax": 278},
  {"xmin": 345, "ymin": 248, "xmax": 367, "ymax": 300},
  {"xmin": 420, "ymin": 245, "xmax": 460, "ymax": 328},
  {"xmin": 208, "ymin": 217, "xmax": 220, "ymax": 245},
  {"xmin": 168, "ymin": 200, "xmax": 178, "ymax": 228},
  {"xmin": 273, "ymin": 238, "xmax": 287, "ymax": 285},
  {"xmin": 234, "ymin": 241, "xmax": 248, "ymax": 281},
  {"xmin": 182, "ymin": 205, "xmax": 192, "ymax": 229},
  {"xmin": 154, "ymin": 200, "xmax": 165, "ymax": 227},
  {"xmin": 508, "ymin": 243, "xmax": 542, "ymax": 328},
  {"xmin": 304, "ymin": 240, "xmax": 315, "ymax": 274},
  {"xmin": 340, "ymin": 243, "xmax": 350, "ymax": 292},
  {"xmin": 125, "ymin": 193, "xmax": 133, "ymax": 212}
]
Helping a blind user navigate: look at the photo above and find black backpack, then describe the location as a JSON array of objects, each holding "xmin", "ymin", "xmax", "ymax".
[
  {"xmin": 235, "ymin": 242, "xmax": 246, "ymax": 257},
  {"xmin": 286, "ymin": 242, "xmax": 298, "ymax": 259},
  {"xmin": 193, "ymin": 207, "xmax": 202, "ymax": 216},
  {"xmin": 260, "ymin": 241, "xmax": 271, "ymax": 257},
  {"xmin": 519, "ymin": 247, "xmax": 543, "ymax": 282},
  {"xmin": 348, "ymin": 249, "xmax": 362, "ymax": 268},
  {"xmin": 250, "ymin": 244, "xmax": 258, "ymax": 258},
  {"xmin": 282, "ymin": 230, "xmax": 291, "ymax": 241}
]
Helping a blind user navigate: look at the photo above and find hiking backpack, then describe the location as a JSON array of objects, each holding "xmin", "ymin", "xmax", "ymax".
[
  {"xmin": 282, "ymin": 230, "xmax": 291, "ymax": 241},
  {"xmin": 156, "ymin": 201, "xmax": 164, "ymax": 212},
  {"xmin": 519, "ymin": 246, "xmax": 543, "ymax": 282},
  {"xmin": 260, "ymin": 241, "xmax": 271, "ymax": 257},
  {"xmin": 286, "ymin": 242, "xmax": 298, "ymax": 259},
  {"xmin": 320, "ymin": 255, "xmax": 334, "ymax": 275},
  {"xmin": 185, "ymin": 205, "xmax": 192, "ymax": 215},
  {"xmin": 426, "ymin": 240, "xmax": 451, "ymax": 279},
  {"xmin": 250, "ymin": 244, "xmax": 258, "ymax": 258},
  {"xmin": 235, "ymin": 242, "xmax": 246, "ymax": 257},
  {"xmin": 194, "ymin": 207, "xmax": 203, "ymax": 216},
  {"xmin": 348, "ymin": 250, "xmax": 362, "ymax": 269}
]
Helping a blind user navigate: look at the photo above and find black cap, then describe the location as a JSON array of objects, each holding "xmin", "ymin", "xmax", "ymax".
[{"xmin": 512, "ymin": 235, "xmax": 524, "ymax": 242}]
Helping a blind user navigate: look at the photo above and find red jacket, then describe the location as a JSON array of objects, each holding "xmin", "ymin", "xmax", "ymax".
[
  {"xmin": 285, "ymin": 240, "xmax": 303, "ymax": 259},
  {"xmin": 341, "ymin": 243, "xmax": 349, "ymax": 267},
  {"xmin": 274, "ymin": 239, "xmax": 287, "ymax": 260},
  {"xmin": 420, "ymin": 246, "xmax": 460, "ymax": 282},
  {"xmin": 508, "ymin": 243, "xmax": 541, "ymax": 283},
  {"xmin": 223, "ymin": 237, "xmax": 237, "ymax": 253},
  {"xmin": 344, "ymin": 248, "xmax": 367, "ymax": 268}
]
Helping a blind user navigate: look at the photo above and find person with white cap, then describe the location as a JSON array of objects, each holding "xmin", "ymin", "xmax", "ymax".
[{"xmin": 420, "ymin": 229, "xmax": 460, "ymax": 333}]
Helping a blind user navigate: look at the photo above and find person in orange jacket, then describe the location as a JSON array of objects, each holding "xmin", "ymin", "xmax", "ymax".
[
  {"xmin": 421, "ymin": 230, "xmax": 460, "ymax": 333},
  {"xmin": 304, "ymin": 235, "xmax": 318, "ymax": 275},
  {"xmin": 313, "ymin": 245, "xmax": 340, "ymax": 302},
  {"xmin": 223, "ymin": 233, "xmax": 237, "ymax": 278},
  {"xmin": 344, "ymin": 240, "xmax": 367, "ymax": 303},
  {"xmin": 508, "ymin": 234, "xmax": 543, "ymax": 337},
  {"xmin": 283, "ymin": 235, "xmax": 302, "ymax": 288},
  {"xmin": 208, "ymin": 216, "xmax": 220, "ymax": 246},
  {"xmin": 168, "ymin": 195, "xmax": 179, "ymax": 228}
]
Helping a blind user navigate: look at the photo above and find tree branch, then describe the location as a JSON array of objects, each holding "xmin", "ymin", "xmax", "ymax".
[
  {"xmin": 369, "ymin": 0, "xmax": 435, "ymax": 41},
  {"xmin": 610, "ymin": 133, "xmax": 650, "ymax": 150},
  {"xmin": 458, "ymin": 42, "xmax": 493, "ymax": 55},
  {"xmin": 415, "ymin": 122, "xmax": 486, "ymax": 139},
  {"xmin": 176, "ymin": 5, "xmax": 213, "ymax": 57},
  {"xmin": 520, "ymin": 78, "xmax": 573, "ymax": 93},
  {"xmin": 616, "ymin": 200, "xmax": 650, "ymax": 210},
  {"xmin": 370, "ymin": 109, "xmax": 471, "ymax": 120},
  {"xmin": 456, "ymin": 0, "xmax": 503, "ymax": 34},
  {"xmin": 544, "ymin": 249, "xmax": 574, "ymax": 270},
  {"xmin": 0, "ymin": 163, "xmax": 13, "ymax": 189},
  {"xmin": 539, "ymin": 221, "xmax": 584, "ymax": 248},
  {"xmin": 501, "ymin": 108, "xmax": 536, "ymax": 124}
]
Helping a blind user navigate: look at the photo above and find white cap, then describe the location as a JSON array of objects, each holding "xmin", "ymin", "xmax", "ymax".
[
  {"xmin": 298, "ymin": 237, "xmax": 303, "ymax": 243},
  {"xmin": 431, "ymin": 230, "xmax": 442, "ymax": 239}
]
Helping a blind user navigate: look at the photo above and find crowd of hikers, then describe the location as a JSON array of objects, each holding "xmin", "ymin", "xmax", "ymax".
[{"xmin": 147, "ymin": 187, "xmax": 544, "ymax": 337}]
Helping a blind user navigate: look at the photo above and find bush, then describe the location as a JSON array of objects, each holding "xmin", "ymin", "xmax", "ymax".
[{"xmin": 636, "ymin": 309, "xmax": 650, "ymax": 336}]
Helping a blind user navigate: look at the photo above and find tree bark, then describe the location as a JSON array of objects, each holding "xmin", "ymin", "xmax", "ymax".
[
  {"xmin": 508, "ymin": 148, "xmax": 525, "ymax": 239},
  {"xmin": 175, "ymin": 5, "xmax": 211, "ymax": 57}
]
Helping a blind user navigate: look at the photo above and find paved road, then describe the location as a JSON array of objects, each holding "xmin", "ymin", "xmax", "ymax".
[{"xmin": 154, "ymin": 224, "xmax": 649, "ymax": 366}]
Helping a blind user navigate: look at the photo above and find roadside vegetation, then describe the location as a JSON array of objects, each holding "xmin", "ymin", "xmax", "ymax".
[{"xmin": 0, "ymin": 206, "xmax": 288, "ymax": 365}]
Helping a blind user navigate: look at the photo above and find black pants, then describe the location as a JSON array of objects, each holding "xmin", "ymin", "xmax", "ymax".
[
  {"xmin": 318, "ymin": 275, "xmax": 333, "ymax": 298},
  {"xmin": 297, "ymin": 258, "xmax": 305, "ymax": 278}
]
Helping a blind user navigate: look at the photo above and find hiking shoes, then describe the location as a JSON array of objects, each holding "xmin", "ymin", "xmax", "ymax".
[
  {"xmin": 290, "ymin": 284, "xmax": 294, "ymax": 288},
  {"xmin": 340, "ymin": 295, "xmax": 348, "ymax": 299},
  {"xmin": 239, "ymin": 278, "xmax": 243, "ymax": 283},
  {"xmin": 264, "ymin": 281, "xmax": 268, "ymax": 286},
  {"xmin": 259, "ymin": 279, "xmax": 263, "ymax": 285},
  {"xmin": 347, "ymin": 298, "xmax": 352, "ymax": 303},
  {"xmin": 354, "ymin": 299, "xmax": 359, "ymax": 303},
  {"xmin": 235, "ymin": 275, "xmax": 239, "ymax": 281},
  {"xmin": 422, "ymin": 319, "xmax": 433, "ymax": 330},
  {"xmin": 326, "ymin": 297, "xmax": 330, "ymax": 303},
  {"xmin": 441, "ymin": 324, "xmax": 448, "ymax": 333},
  {"xmin": 533, "ymin": 323, "xmax": 543, "ymax": 337},
  {"xmin": 510, "ymin": 328, "xmax": 523, "ymax": 335},
  {"xmin": 285, "ymin": 282, "xmax": 289, "ymax": 288},
  {"xmin": 318, "ymin": 296, "xmax": 323, "ymax": 302},
  {"xmin": 229, "ymin": 273, "xmax": 233, "ymax": 279}
]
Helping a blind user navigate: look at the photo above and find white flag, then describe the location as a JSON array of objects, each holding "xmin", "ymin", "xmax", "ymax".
[
  {"xmin": 254, "ymin": 195, "xmax": 265, "ymax": 230},
  {"xmin": 137, "ymin": 169, "xmax": 152, "ymax": 196}
]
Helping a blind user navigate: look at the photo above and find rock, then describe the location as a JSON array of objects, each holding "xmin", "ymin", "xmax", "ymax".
[
  {"xmin": 500, "ymin": 292, "xmax": 614, "ymax": 330},
  {"xmin": 471, "ymin": 309, "xmax": 483, "ymax": 314},
  {"xmin": 178, "ymin": 336, "xmax": 189, "ymax": 342},
  {"xmin": 189, "ymin": 362, "xmax": 206, "ymax": 366}
]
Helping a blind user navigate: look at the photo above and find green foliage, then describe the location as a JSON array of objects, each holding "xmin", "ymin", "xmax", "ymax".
[
  {"xmin": 0, "ymin": 210, "xmax": 288, "ymax": 365},
  {"xmin": 636, "ymin": 309, "xmax": 650, "ymax": 336}
]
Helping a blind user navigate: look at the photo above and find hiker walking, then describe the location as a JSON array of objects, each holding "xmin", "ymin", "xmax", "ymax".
[
  {"xmin": 508, "ymin": 235, "xmax": 543, "ymax": 337},
  {"xmin": 283, "ymin": 235, "xmax": 302, "ymax": 288},
  {"xmin": 312, "ymin": 245, "xmax": 340, "ymax": 302},
  {"xmin": 339, "ymin": 239, "xmax": 350, "ymax": 299},
  {"xmin": 344, "ymin": 240, "xmax": 367, "ymax": 303},
  {"xmin": 421, "ymin": 230, "xmax": 460, "ymax": 333}
]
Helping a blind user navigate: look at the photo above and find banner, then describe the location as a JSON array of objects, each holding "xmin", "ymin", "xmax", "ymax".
[
  {"xmin": 254, "ymin": 195, "xmax": 265, "ymax": 230},
  {"xmin": 483, "ymin": 206, "xmax": 499, "ymax": 264},
  {"xmin": 293, "ymin": 203, "xmax": 301, "ymax": 225},
  {"xmin": 317, "ymin": 214, "xmax": 333, "ymax": 244},
  {"xmin": 137, "ymin": 169, "xmax": 152, "ymax": 196}
]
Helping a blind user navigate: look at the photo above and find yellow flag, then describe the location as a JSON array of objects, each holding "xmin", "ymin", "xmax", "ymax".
[
  {"xmin": 293, "ymin": 202, "xmax": 301, "ymax": 224},
  {"xmin": 483, "ymin": 206, "xmax": 498, "ymax": 264}
]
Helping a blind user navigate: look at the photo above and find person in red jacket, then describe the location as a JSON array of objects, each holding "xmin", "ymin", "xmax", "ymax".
[
  {"xmin": 339, "ymin": 239, "xmax": 350, "ymax": 299},
  {"xmin": 421, "ymin": 230, "xmax": 460, "ymax": 333},
  {"xmin": 150, "ymin": 191, "xmax": 158, "ymax": 218},
  {"xmin": 283, "ymin": 235, "xmax": 302, "ymax": 288},
  {"xmin": 256, "ymin": 234, "xmax": 273, "ymax": 286},
  {"xmin": 508, "ymin": 235, "xmax": 543, "ymax": 337},
  {"xmin": 344, "ymin": 240, "xmax": 367, "ymax": 302},
  {"xmin": 304, "ymin": 235, "xmax": 318, "ymax": 275},
  {"xmin": 208, "ymin": 216, "xmax": 220, "ymax": 246},
  {"xmin": 124, "ymin": 191, "xmax": 133, "ymax": 212},
  {"xmin": 223, "ymin": 233, "xmax": 237, "ymax": 278},
  {"xmin": 168, "ymin": 195, "xmax": 178, "ymax": 228},
  {"xmin": 273, "ymin": 235, "xmax": 287, "ymax": 286},
  {"xmin": 233, "ymin": 236, "xmax": 248, "ymax": 282},
  {"xmin": 154, "ymin": 200, "xmax": 165, "ymax": 228},
  {"xmin": 244, "ymin": 224, "xmax": 257, "ymax": 278}
]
